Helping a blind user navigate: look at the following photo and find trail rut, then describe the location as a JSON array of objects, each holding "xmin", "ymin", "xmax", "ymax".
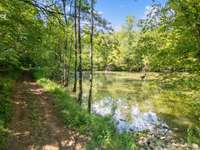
[{"xmin": 6, "ymin": 78, "xmax": 87, "ymax": 150}]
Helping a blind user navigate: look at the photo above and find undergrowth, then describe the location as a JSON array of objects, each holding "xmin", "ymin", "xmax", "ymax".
[
  {"xmin": 0, "ymin": 73, "xmax": 18, "ymax": 149},
  {"xmin": 37, "ymin": 78, "xmax": 136, "ymax": 150}
]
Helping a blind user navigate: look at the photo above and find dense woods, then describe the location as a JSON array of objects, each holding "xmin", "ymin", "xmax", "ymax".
[
  {"xmin": 2, "ymin": 0, "xmax": 200, "ymax": 74},
  {"xmin": 1, "ymin": 0, "xmax": 200, "ymax": 149}
]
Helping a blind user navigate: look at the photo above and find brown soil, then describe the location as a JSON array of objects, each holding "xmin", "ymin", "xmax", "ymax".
[{"xmin": 6, "ymin": 76, "xmax": 87, "ymax": 150}]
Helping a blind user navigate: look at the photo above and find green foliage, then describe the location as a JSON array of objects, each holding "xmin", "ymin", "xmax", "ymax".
[
  {"xmin": 0, "ymin": 74, "xmax": 16, "ymax": 148},
  {"xmin": 31, "ymin": 67, "xmax": 50, "ymax": 79},
  {"xmin": 88, "ymin": 0, "xmax": 200, "ymax": 72},
  {"xmin": 0, "ymin": 0, "xmax": 72, "ymax": 80},
  {"xmin": 37, "ymin": 78, "xmax": 135, "ymax": 150},
  {"xmin": 1, "ymin": 0, "xmax": 200, "ymax": 147},
  {"xmin": 187, "ymin": 127, "xmax": 200, "ymax": 145},
  {"xmin": 0, "ymin": 0, "xmax": 44, "ymax": 69},
  {"xmin": 1, "ymin": 0, "xmax": 200, "ymax": 74}
]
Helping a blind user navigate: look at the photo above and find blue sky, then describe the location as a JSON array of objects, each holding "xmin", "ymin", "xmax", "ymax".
[{"xmin": 96, "ymin": 0, "xmax": 166, "ymax": 29}]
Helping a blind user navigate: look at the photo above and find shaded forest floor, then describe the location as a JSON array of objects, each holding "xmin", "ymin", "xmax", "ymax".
[{"xmin": 6, "ymin": 74, "xmax": 87, "ymax": 150}]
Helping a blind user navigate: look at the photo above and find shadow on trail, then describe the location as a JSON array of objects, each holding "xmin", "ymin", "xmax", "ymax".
[{"xmin": 6, "ymin": 72, "xmax": 87, "ymax": 150}]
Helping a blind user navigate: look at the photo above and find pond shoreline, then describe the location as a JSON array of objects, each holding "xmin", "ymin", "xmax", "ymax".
[{"xmin": 70, "ymin": 71, "xmax": 200, "ymax": 146}]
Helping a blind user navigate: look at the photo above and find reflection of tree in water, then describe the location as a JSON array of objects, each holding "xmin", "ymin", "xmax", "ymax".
[
  {"xmin": 86, "ymin": 72, "xmax": 200, "ymax": 138},
  {"xmin": 134, "ymin": 80, "xmax": 150, "ymax": 102}
]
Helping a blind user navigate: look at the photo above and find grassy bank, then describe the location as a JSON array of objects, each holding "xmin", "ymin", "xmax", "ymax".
[
  {"xmin": 35, "ymin": 70, "xmax": 200, "ymax": 148},
  {"xmin": 0, "ymin": 73, "xmax": 17, "ymax": 148},
  {"xmin": 37, "ymin": 78, "xmax": 136, "ymax": 149}
]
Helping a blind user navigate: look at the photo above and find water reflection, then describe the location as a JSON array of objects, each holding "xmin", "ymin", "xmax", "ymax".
[
  {"xmin": 69, "ymin": 72, "xmax": 200, "ymax": 136},
  {"xmin": 92, "ymin": 98, "xmax": 168, "ymax": 133}
]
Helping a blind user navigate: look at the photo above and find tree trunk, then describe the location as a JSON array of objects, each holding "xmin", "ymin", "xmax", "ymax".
[
  {"xmin": 73, "ymin": 0, "xmax": 78, "ymax": 92},
  {"xmin": 66, "ymin": 33, "xmax": 73, "ymax": 86},
  {"xmin": 65, "ymin": 0, "xmax": 73, "ymax": 87},
  {"xmin": 78, "ymin": 0, "xmax": 82, "ymax": 105},
  {"xmin": 62, "ymin": 0, "xmax": 68, "ymax": 86},
  {"xmin": 63, "ymin": 54, "xmax": 66, "ymax": 86},
  {"xmin": 88, "ymin": 0, "xmax": 94, "ymax": 113}
]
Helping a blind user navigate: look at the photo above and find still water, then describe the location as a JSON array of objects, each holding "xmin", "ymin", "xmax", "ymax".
[{"xmin": 74, "ymin": 72, "xmax": 200, "ymax": 135}]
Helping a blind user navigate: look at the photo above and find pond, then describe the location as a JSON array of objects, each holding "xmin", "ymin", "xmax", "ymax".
[{"xmin": 71, "ymin": 72, "xmax": 200, "ymax": 137}]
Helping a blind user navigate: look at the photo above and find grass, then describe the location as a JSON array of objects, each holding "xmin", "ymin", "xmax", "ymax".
[
  {"xmin": 0, "ymin": 73, "xmax": 18, "ymax": 149},
  {"xmin": 37, "ymin": 78, "xmax": 136, "ymax": 150},
  {"xmin": 35, "ymin": 70, "xmax": 200, "ymax": 148},
  {"xmin": 186, "ymin": 126, "xmax": 200, "ymax": 145}
]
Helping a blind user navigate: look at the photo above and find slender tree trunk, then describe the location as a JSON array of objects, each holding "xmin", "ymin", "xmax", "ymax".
[
  {"xmin": 73, "ymin": 0, "xmax": 78, "ymax": 92},
  {"xmin": 65, "ymin": 0, "xmax": 73, "ymax": 87},
  {"xmin": 58, "ymin": 39, "xmax": 63, "ymax": 83},
  {"xmin": 78, "ymin": 0, "xmax": 82, "ymax": 105},
  {"xmin": 66, "ymin": 34, "xmax": 73, "ymax": 86},
  {"xmin": 63, "ymin": 54, "xmax": 66, "ymax": 86},
  {"xmin": 62, "ymin": 0, "xmax": 68, "ymax": 86},
  {"xmin": 88, "ymin": 0, "xmax": 94, "ymax": 113}
]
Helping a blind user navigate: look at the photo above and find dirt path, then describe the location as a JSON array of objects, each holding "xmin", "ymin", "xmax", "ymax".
[{"xmin": 6, "ymin": 77, "xmax": 87, "ymax": 150}]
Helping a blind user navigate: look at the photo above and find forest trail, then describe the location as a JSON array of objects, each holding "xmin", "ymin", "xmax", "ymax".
[{"xmin": 6, "ymin": 74, "xmax": 87, "ymax": 150}]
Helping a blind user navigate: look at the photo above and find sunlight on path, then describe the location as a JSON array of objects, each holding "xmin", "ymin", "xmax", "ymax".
[{"xmin": 7, "ymin": 78, "xmax": 87, "ymax": 150}]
